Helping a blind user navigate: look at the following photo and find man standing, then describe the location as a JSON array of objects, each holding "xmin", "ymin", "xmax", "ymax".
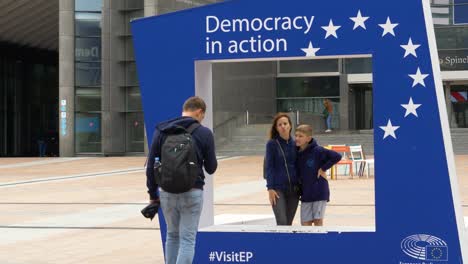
[{"xmin": 146, "ymin": 96, "xmax": 217, "ymax": 264}]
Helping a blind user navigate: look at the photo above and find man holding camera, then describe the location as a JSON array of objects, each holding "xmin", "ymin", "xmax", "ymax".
[{"xmin": 145, "ymin": 96, "xmax": 217, "ymax": 264}]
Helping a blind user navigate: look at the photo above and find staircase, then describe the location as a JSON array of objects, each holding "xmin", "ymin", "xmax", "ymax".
[
  {"xmin": 216, "ymin": 125, "xmax": 468, "ymax": 156},
  {"xmin": 216, "ymin": 124, "xmax": 375, "ymax": 156},
  {"xmin": 452, "ymin": 128, "xmax": 468, "ymax": 154},
  {"xmin": 216, "ymin": 124, "xmax": 270, "ymax": 156}
]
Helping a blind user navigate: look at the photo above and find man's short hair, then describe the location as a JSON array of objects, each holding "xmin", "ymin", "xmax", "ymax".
[
  {"xmin": 183, "ymin": 96, "xmax": 206, "ymax": 113},
  {"xmin": 296, "ymin": 124, "xmax": 313, "ymax": 136}
]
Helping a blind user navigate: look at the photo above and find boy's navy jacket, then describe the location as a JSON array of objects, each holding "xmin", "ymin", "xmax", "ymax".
[
  {"xmin": 297, "ymin": 139, "xmax": 341, "ymax": 202},
  {"xmin": 265, "ymin": 136, "xmax": 299, "ymax": 191},
  {"xmin": 146, "ymin": 116, "xmax": 217, "ymax": 200}
]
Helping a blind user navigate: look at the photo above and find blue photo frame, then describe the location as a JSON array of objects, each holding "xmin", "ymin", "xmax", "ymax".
[{"xmin": 131, "ymin": 0, "xmax": 466, "ymax": 262}]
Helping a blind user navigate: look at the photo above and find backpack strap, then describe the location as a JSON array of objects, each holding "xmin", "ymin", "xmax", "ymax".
[{"xmin": 186, "ymin": 122, "xmax": 201, "ymax": 134}]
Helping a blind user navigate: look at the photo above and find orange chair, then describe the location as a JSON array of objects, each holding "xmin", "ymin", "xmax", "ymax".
[{"xmin": 330, "ymin": 145, "xmax": 354, "ymax": 179}]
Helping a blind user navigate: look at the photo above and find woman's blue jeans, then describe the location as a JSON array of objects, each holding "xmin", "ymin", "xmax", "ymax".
[
  {"xmin": 160, "ymin": 188, "xmax": 204, "ymax": 264},
  {"xmin": 326, "ymin": 115, "xmax": 332, "ymax": 130}
]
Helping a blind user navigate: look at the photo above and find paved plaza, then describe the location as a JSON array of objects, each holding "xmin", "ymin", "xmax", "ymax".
[{"xmin": 0, "ymin": 155, "xmax": 467, "ymax": 263}]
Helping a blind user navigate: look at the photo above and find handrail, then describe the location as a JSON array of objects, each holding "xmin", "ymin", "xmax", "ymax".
[
  {"xmin": 213, "ymin": 112, "xmax": 246, "ymax": 147},
  {"xmin": 213, "ymin": 112, "xmax": 245, "ymax": 131},
  {"xmin": 246, "ymin": 110, "xmax": 249, "ymax": 125}
]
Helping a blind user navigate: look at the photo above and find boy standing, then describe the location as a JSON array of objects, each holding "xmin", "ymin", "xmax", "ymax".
[{"xmin": 295, "ymin": 125, "xmax": 341, "ymax": 226}]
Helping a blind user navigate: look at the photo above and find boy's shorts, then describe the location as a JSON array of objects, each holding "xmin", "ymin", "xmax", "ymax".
[{"xmin": 301, "ymin": 200, "xmax": 327, "ymax": 223}]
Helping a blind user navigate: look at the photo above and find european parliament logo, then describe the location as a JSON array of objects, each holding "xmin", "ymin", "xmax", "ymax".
[{"xmin": 401, "ymin": 234, "xmax": 448, "ymax": 262}]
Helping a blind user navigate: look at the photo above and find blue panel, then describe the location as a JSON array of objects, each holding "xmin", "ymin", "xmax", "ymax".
[
  {"xmin": 454, "ymin": 0, "xmax": 468, "ymax": 24},
  {"xmin": 131, "ymin": 0, "xmax": 464, "ymax": 263}
]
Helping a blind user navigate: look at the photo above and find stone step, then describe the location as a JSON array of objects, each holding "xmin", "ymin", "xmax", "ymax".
[{"xmin": 233, "ymin": 124, "xmax": 271, "ymax": 136}]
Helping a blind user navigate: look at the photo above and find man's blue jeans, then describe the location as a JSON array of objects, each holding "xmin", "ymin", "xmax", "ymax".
[{"xmin": 160, "ymin": 188, "xmax": 204, "ymax": 264}]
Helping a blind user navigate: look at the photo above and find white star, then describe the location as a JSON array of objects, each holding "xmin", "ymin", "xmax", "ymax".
[
  {"xmin": 321, "ymin": 19, "xmax": 341, "ymax": 39},
  {"xmin": 401, "ymin": 97, "xmax": 422, "ymax": 117},
  {"xmin": 408, "ymin": 67, "xmax": 429, "ymax": 87},
  {"xmin": 350, "ymin": 10, "xmax": 369, "ymax": 30},
  {"xmin": 378, "ymin": 17, "xmax": 398, "ymax": 37},
  {"xmin": 379, "ymin": 119, "xmax": 400, "ymax": 139},
  {"xmin": 301, "ymin": 42, "xmax": 320, "ymax": 57},
  {"xmin": 400, "ymin": 38, "xmax": 421, "ymax": 58}
]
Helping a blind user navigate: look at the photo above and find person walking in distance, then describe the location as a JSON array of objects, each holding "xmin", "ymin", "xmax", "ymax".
[
  {"xmin": 323, "ymin": 99, "xmax": 333, "ymax": 132},
  {"xmin": 146, "ymin": 96, "xmax": 218, "ymax": 264}
]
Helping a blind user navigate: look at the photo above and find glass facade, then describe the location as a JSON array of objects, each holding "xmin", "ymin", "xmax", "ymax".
[
  {"xmin": 126, "ymin": 112, "xmax": 145, "ymax": 152},
  {"xmin": 75, "ymin": 112, "xmax": 102, "ymax": 152},
  {"xmin": 277, "ymin": 77, "xmax": 340, "ymax": 129},
  {"xmin": 122, "ymin": 0, "xmax": 144, "ymax": 153},
  {"xmin": 75, "ymin": 13, "xmax": 101, "ymax": 36},
  {"xmin": 75, "ymin": 62, "xmax": 101, "ymax": 86},
  {"xmin": 74, "ymin": 0, "xmax": 102, "ymax": 153},
  {"xmin": 431, "ymin": 0, "xmax": 468, "ymax": 71},
  {"xmin": 344, "ymin": 58, "xmax": 373, "ymax": 74},
  {"xmin": 0, "ymin": 45, "xmax": 58, "ymax": 157},
  {"xmin": 75, "ymin": 0, "xmax": 102, "ymax": 12},
  {"xmin": 279, "ymin": 59, "xmax": 339, "ymax": 73},
  {"xmin": 75, "ymin": 88, "xmax": 101, "ymax": 112}
]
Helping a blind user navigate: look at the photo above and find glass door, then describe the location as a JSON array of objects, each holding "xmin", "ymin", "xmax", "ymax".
[{"xmin": 353, "ymin": 84, "xmax": 373, "ymax": 130}]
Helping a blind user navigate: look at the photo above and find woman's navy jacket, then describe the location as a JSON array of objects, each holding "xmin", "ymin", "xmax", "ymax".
[{"xmin": 265, "ymin": 136, "xmax": 299, "ymax": 191}]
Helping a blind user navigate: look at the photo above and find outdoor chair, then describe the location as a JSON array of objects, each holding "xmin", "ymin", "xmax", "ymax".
[
  {"xmin": 349, "ymin": 145, "xmax": 374, "ymax": 178},
  {"xmin": 330, "ymin": 145, "xmax": 354, "ymax": 179}
]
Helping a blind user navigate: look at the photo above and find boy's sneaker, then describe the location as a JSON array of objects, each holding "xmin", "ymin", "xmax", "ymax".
[{"xmin": 325, "ymin": 129, "xmax": 332, "ymax": 133}]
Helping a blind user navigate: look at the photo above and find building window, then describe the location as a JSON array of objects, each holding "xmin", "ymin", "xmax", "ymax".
[
  {"xmin": 76, "ymin": 62, "xmax": 101, "ymax": 86},
  {"xmin": 75, "ymin": 13, "xmax": 101, "ymax": 36},
  {"xmin": 76, "ymin": 88, "xmax": 101, "ymax": 112},
  {"xmin": 75, "ymin": 112, "xmax": 102, "ymax": 153},
  {"xmin": 75, "ymin": 0, "xmax": 102, "ymax": 153},
  {"xmin": 126, "ymin": 87, "xmax": 142, "ymax": 111},
  {"xmin": 75, "ymin": 38, "xmax": 101, "ymax": 62},
  {"xmin": 75, "ymin": 0, "xmax": 102, "ymax": 12},
  {"xmin": 126, "ymin": 112, "xmax": 144, "ymax": 152},
  {"xmin": 279, "ymin": 59, "xmax": 339, "ymax": 73},
  {"xmin": 126, "ymin": 62, "xmax": 139, "ymax": 86},
  {"xmin": 344, "ymin": 58, "xmax": 373, "ymax": 74},
  {"xmin": 124, "ymin": 0, "xmax": 144, "ymax": 10},
  {"xmin": 435, "ymin": 26, "xmax": 468, "ymax": 50},
  {"xmin": 122, "ymin": 0, "xmax": 144, "ymax": 153},
  {"xmin": 435, "ymin": 26, "xmax": 468, "ymax": 71},
  {"xmin": 276, "ymin": 77, "xmax": 340, "ymax": 129}
]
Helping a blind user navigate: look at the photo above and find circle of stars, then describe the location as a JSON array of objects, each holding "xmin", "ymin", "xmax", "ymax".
[{"xmin": 300, "ymin": 9, "xmax": 430, "ymax": 140}]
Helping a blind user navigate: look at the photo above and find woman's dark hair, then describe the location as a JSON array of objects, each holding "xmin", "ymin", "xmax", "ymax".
[{"xmin": 269, "ymin": 113, "xmax": 292, "ymax": 139}]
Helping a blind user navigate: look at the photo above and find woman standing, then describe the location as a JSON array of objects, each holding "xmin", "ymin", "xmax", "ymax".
[{"xmin": 265, "ymin": 113, "xmax": 300, "ymax": 225}]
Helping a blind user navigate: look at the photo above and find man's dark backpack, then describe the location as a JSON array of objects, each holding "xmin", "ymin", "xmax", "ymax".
[{"xmin": 157, "ymin": 123, "xmax": 200, "ymax": 194}]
